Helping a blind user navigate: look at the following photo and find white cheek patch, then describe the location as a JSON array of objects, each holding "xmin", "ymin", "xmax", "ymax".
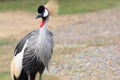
[{"xmin": 43, "ymin": 9, "xmax": 48, "ymax": 17}]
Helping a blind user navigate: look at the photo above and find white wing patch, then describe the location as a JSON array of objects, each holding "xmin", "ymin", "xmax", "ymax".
[{"xmin": 11, "ymin": 39, "xmax": 28, "ymax": 78}]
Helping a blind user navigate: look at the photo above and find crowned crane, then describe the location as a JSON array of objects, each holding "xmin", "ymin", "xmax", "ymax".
[{"xmin": 10, "ymin": 1, "xmax": 58, "ymax": 79}]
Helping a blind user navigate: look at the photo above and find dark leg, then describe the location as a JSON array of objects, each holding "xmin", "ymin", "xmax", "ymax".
[
  {"xmin": 39, "ymin": 73, "xmax": 42, "ymax": 80},
  {"xmin": 28, "ymin": 75, "xmax": 30, "ymax": 80},
  {"xmin": 38, "ymin": 62, "xmax": 45, "ymax": 80},
  {"xmin": 14, "ymin": 75, "xmax": 17, "ymax": 80},
  {"xmin": 17, "ymin": 70, "xmax": 28, "ymax": 80},
  {"xmin": 30, "ymin": 72, "xmax": 37, "ymax": 80}
]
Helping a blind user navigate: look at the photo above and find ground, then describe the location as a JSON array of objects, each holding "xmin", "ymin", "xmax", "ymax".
[{"xmin": 0, "ymin": 7, "xmax": 120, "ymax": 80}]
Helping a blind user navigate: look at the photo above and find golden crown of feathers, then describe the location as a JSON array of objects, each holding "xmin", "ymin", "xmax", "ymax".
[{"xmin": 45, "ymin": 0, "xmax": 59, "ymax": 16}]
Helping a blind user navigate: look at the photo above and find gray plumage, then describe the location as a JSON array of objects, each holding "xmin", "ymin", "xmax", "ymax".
[{"xmin": 15, "ymin": 29, "xmax": 53, "ymax": 74}]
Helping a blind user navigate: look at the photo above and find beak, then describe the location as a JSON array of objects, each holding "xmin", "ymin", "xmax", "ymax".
[{"xmin": 36, "ymin": 14, "xmax": 42, "ymax": 19}]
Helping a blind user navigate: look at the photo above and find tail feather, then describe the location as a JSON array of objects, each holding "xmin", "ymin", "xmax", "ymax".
[{"xmin": 10, "ymin": 59, "xmax": 19, "ymax": 79}]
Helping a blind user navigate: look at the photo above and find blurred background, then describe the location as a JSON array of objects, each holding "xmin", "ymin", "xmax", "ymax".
[{"xmin": 0, "ymin": 0, "xmax": 120, "ymax": 80}]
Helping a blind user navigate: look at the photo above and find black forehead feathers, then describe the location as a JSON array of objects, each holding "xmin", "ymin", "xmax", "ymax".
[{"xmin": 37, "ymin": 5, "xmax": 45, "ymax": 13}]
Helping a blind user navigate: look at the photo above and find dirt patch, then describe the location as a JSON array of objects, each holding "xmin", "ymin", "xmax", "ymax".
[
  {"xmin": 0, "ymin": 11, "xmax": 80, "ymax": 38},
  {"xmin": 1, "ymin": 7, "xmax": 120, "ymax": 44},
  {"xmin": 53, "ymin": 7, "xmax": 120, "ymax": 45}
]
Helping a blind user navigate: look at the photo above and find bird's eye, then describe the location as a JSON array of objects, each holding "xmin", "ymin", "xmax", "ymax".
[{"xmin": 43, "ymin": 9, "xmax": 49, "ymax": 17}]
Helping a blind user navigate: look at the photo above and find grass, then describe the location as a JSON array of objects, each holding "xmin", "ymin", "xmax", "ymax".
[
  {"xmin": 0, "ymin": 39, "xmax": 9, "ymax": 46},
  {"xmin": 0, "ymin": 72, "xmax": 11, "ymax": 80},
  {"xmin": 0, "ymin": 38, "xmax": 15, "ymax": 46},
  {"xmin": 59, "ymin": 0, "xmax": 120, "ymax": 14},
  {"xmin": 0, "ymin": 0, "xmax": 120, "ymax": 14},
  {"xmin": 43, "ymin": 74, "xmax": 61, "ymax": 80}
]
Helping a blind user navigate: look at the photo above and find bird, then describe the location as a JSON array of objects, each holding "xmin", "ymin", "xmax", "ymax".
[{"xmin": 10, "ymin": 0, "xmax": 58, "ymax": 79}]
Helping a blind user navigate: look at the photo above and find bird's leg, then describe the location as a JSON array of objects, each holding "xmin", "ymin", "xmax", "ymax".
[
  {"xmin": 28, "ymin": 75, "xmax": 31, "ymax": 80},
  {"xmin": 39, "ymin": 74, "xmax": 42, "ymax": 80},
  {"xmin": 30, "ymin": 73, "xmax": 36, "ymax": 80}
]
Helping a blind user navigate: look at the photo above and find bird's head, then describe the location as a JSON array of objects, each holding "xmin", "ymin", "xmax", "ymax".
[
  {"xmin": 36, "ymin": 5, "xmax": 49, "ymax": 20},
  {"xmin": 36, "ymin": 0, "xmax": 59, "ymax": 28},
  {"xmin": 36, "ymin": 0, "xmax": 59, "ymax": 19}
]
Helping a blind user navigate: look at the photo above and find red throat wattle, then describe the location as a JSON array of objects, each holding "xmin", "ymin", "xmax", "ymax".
[{"xmin": 40, "ymin": 20, "xmax": 46, "ymax": 28}]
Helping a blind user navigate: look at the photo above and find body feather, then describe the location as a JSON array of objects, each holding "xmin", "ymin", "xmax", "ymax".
[{"xmin": 13, "ymin": 29, "xmax": 53, "ymax": 77}]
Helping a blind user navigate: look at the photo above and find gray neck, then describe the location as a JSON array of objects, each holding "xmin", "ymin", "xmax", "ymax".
[{"xmin": 39, "ymin": 17, "xmax": 49, "ymax": 37}]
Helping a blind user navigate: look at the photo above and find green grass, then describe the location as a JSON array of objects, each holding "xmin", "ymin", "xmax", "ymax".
[
  {"xmin": 0, "ymin": 39, "xmax": 12, "ymax": 46},
  {"xmin": 0, "ymin": 38, "xmax": 16, "ymax": 46},
  {"xmin": 0, "ymin": 0, "xmax": 47, "ymax": 13},
  {"xmin": 60, "ymin": 0, "xmax": 120, "ymax": 14},
  {"xmin": 0, "ymin": 0, "xmax": 120, "ymax": 14},
  {"xmin": 0, "ymin": 72, "xmax": 11, "ymax": 80}
]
